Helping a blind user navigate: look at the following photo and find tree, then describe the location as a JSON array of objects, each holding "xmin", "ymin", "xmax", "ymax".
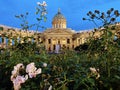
[
  {"xmin": 82, "ymin": 8, "xmax": 120, "ymax": 89},
  {"xmin": 83, "ymin": 8, "xmax": 120, "ymax": 27}
]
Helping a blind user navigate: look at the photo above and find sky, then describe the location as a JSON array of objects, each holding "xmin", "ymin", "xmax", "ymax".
[{"xmin": 0, "ymin": 0, "xmax": 120, "ymax": 32}]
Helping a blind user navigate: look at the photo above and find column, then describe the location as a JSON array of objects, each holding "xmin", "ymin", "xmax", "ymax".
[
  {"xmin": 28, "ymin": 37, "xmax": 32, "ymax": 42},
  {"xmin": 45, "ymin": 38, "xmax": 48, "ymax": 50},
  {"xmin": 14, "ymin": 37, "xmax": 18, "ymax": 45},
  {"xmin": 50, "ymin": 38, "xmax": 53, "ymax": 51},
  {"xmin": 55, "ymin": 24, "xmax": 56, "ymax": 28},
  {"xmin": 82, "ymin": 38, "xmax": 84, "ymax": 44},
  {"xmin": 2, "ymin": 37, "xmax": 6, "ymax": 48},
  {"xmin": 36, "ymin": 38, "xmax": 39, "ymax": 44},
  {"xmin": 20, "ymin": 37, "xmax": 24, "ymax": 43},
  {"xmin": 70, "ymin": 38, "xmax": 72, "ymax": 49},
  {"xmin": 17, "ymin": 37, "xmax": 20, "ymax": 43},
  {"xmin": 3, "ymin": 37, "xmax": 6, "ymax": 45},
  {"xmin": 9, "ymin": 38, "xmax": 12, "ymax": 46}
]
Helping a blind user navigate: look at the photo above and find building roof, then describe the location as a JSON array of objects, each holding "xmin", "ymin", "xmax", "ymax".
[{"xmin": 52, "ymin": 8, "xmax": 66, "ymax": 21}]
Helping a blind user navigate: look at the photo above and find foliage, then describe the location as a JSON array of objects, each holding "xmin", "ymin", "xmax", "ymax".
[
  {"xmin": 15, "ymin": 12, "xmax": 29, "ymax": 30},
  {"xmin": 74, "ymin": 43, "xmax": 89, "ymax": 52},
  {"xmin": 15, "ymin": 1, "xmax": 47, "ymax": 32},
  {"xmin": 83, "ymin": 8, "xmax": 120, "ymax": 27},
  {"xmin": 0, "ymin": 38, "xmax": 120, "ymax": 90}
]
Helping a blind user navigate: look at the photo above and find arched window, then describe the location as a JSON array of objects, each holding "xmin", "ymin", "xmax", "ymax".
[
  {"xmin": 58, "ymin": 40, "xmax": 60, "ymax": 44},
  {"xmin": 72, "ymin": 45, "xmax": 74, "ymax": 49},
  {"xmin": 67, "ymin": 39, "xmax": 70, "ymax": 44},
  {"xmin": 48, "ymin": 39, "xmax": 51, "ymax": 44},
  {"xmin": 48, "ymin": 46, "xmax": 51, "ymax": 51}
]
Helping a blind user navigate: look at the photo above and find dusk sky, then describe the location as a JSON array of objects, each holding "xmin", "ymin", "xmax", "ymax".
[{"xmin": 0, "ymin": 0, "xmax": 120, "ymax": 32}]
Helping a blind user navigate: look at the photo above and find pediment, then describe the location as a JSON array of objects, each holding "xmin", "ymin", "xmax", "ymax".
[{"xmin": 43, "ymin": 28, "xmax": 75, "ymax": 35}]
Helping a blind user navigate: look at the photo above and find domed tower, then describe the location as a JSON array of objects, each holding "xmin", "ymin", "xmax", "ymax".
[{"xmin": 52, "ymin": 8, "xmax": 67, "ymax": 29}]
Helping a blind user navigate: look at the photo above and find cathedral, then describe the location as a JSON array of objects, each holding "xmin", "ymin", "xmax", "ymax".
[
  {"xmin": 0, "ymin": 9, "xmax": 119, "ymax": 51},
  {"xmin": 42, "ymin": 9, "xmax": 100, "ymax": 51}
]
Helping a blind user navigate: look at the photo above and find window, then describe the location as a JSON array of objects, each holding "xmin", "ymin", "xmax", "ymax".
[
  {"xmin": 53, "ymin": 44, "xmax": 55, "ymax": 50},
  {"xmin": 63, "ymin": 44, "xmax": 66, "ymax": 48},
  {"xmin": 58, "ymin": 40, "xmax": 60, "ymax": 44},
  {"xmin": 48, "ymin": 47, "xmax": 51, "ymax": 51},
  {"xmin": 48, "ymin": 39, "xmax": 51, "ymax": 44},
  {"xmin": 67, "ymin": 46, "xmax": 69, "ymax": 49},
  {"xmin": 78, "ymin": 39, "xmax": 80, "ymax": 44},
  {"xmin": 72, "ymin": 45, "xmax": 74, "ymax": 49},
  {"xmin": 67, "ymin": 39, "xmax": 70, "ymax": 44}
]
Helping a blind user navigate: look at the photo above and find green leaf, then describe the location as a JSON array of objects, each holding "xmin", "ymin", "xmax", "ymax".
[
  {"xmin": 21, "ymin": 24, "xmax": 24, "ymax": 26},
  {"xmin": 26, "ymin": 12, "xmax": 29, "ymax": 15},
  {"xmin": 15, "ymin": 15, "xmax": 20, "ymax": 18},
  {"xmin": 58, "ymin": 84, "xmax": 68, "ymax": 90},
  {"xmin": 35, "ymin": 11, "xmax": 39, "ymax": 15},
  {"xmin": 44, "ymin": 17, "xmax": 47, "ymax": 22},
  {"xmin": 20, "ymin": 14, "xmax": 24, "ymax": 17},
  {"xmin": 36, "ymin": 18, "xmax": 41, "ymax": 21},
  {"xmin": 114, "ymin": 75, "xmax": 120, "ymax": 79},
  {"xmin": 62, "ymin": 84, "xmax": 68, "ymax": 90},
  {"xmin": 107, "ymin": 31, "xmax": 112, "ymax": 37}
]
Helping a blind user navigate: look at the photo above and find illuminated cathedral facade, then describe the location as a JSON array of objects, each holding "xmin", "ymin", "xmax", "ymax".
[{"xmin": 42, "ymin": 9, "xmax": 100, "ymax": 51}]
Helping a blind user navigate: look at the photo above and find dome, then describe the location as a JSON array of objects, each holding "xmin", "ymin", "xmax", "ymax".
[
  {"xmin": 53, "ymin": 10, "xmax": 66, "ymax": 20},
  {"xmin": 52, "ymin": 9, "xmax": 67, "ymax": 29}
]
